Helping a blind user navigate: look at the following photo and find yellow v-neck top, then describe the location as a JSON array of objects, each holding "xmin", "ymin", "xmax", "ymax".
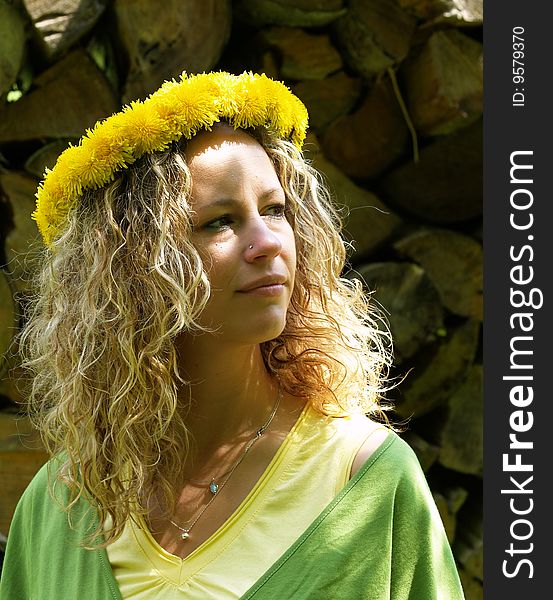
[{"xmin": 106, "ymin": 404, "xmax": 386, "ymax": 599}]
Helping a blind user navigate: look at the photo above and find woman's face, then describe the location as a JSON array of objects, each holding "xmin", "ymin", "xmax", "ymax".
[{"xmin": 186, "ymin": 126, "xmax": 297, "ymax": 345}]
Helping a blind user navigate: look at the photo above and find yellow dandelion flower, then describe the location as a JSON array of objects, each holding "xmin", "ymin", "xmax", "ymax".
[
  {"xmin": 47, "ymin": 147, "xmax": 84, "ymax": 199},
  {"xmin": 230, "ymin": 74, "xmax": 267, "ymax": 130},
  {"xmin": 266, "ymin": 80, "xmax": 297, "ymax": 137},
  {"xmin": 148, "ymin": 97, "xmax": 182, "ymax": 138},
  {"xmin": 56, "ymin": 146, "xmax": 94, "ymax": 196},
  {"xmin": 175, "ymin": 81, "xmax": 220, "ymax": 136},
  {"xmin": 205, "ymin": 71, "xmax": 239, "ymax": 117},
  {"xmin": 289, "ymin": 96, "xmax": 309, "ymax": 148},
  {"xmin": 150, "ymin": 83, "xmax": 206, "ymax": 138},
  {"xmin": 81, "ymin": 121, "xmax": 131, "ymax": 187},
  {"xmin": 117, "ymin": 101, "xmax": 172, "ymax": 156},
  {"xmin": 34, "ymin": 176, "xmax": 70, "ymax": 245}
]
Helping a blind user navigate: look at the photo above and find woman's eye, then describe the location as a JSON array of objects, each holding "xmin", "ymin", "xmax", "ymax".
[
  {"xmin": 204, "ymin": 215, "xmax": 233, "ymax": 230},
  {"xmin": 265, "ymin": 203, "xmax": 287, "ymax": 218}
]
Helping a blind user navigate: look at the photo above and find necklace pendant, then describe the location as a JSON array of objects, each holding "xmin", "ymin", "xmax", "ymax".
[
  {"xmin": 180, "ymin": 531, "xmax": 190, "ymax": 540},
  {"xmin": 209, "ymin": 481, "xmax": 219, "ymax": 494}
]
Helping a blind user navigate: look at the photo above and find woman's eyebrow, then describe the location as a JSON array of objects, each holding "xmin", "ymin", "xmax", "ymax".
[
  {"xmin": 199, "ymin": 189, "xmax": 285, "ymax": 210},
  {"xmin": 200, "ymin": 198, "xmax": 237, "ymax": 209},
  {"xmin": 259, "ymin": 188, "xmax": 285, "ymax": 200}
]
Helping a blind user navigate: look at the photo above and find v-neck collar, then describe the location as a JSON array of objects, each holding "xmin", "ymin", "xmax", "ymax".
[
  {"xmin": 129, "ymin": 401, "xmax": 313, "ymax": 582},
  {"xmin": 97, "ymin": 416, "xmax": 395, "ymax": 599}
]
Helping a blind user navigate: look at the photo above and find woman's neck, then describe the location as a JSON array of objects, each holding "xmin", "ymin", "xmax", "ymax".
[{"xmin": 174, "ymin": 336, "xmax": 280, "ymax": 462}]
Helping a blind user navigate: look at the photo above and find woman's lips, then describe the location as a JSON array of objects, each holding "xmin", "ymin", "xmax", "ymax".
[
  {"xmin": 237, "ymin": 283, "xmax": 285, "ymax": 296},
  {"xmin": 237, "ymin": 274, "xmax": 287, "ymax": 294}
]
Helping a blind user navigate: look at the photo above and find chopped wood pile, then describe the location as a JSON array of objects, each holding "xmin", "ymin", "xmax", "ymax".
[{"xmin": 0, "ymin": 0, "xmax": 482, "ymax": 596}]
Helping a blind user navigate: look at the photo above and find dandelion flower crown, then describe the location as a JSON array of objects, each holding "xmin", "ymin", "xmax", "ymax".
[{"xmin": 33, "ymin": 71, "xmax": 309, "ymax": 247}]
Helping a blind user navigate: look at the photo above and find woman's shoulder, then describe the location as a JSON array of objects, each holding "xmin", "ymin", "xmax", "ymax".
[
  {"xmin": 307, "ymin": 407, "xmax": 424, "ymax": 482},
  {"xmin": 350, "ymin": 424, "xmax": 428, "ymax": 486},
  {"xmin": 349, "ymin": 416, "xmax": 392, "ymax": 478},
  {"xmin": 11, "ymin": 454, "xmax": 98, "ymax": 551},
  {"xmin": 19, "ymin": 460, "xmax": 50, "ymax": 501},
  {"xmin": 16, "ymin": 454, "xmax": 67, "ymax": 514}
]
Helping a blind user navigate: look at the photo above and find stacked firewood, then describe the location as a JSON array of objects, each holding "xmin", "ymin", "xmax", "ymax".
[{"xmin": 0, "ymin": 1, "xmax": 482, "ymax": 596}]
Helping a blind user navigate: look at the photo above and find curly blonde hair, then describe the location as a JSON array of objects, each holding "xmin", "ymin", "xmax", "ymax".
[{"xmin": 19, "ymin": 125, "xmax": 393, "ymax": 547}]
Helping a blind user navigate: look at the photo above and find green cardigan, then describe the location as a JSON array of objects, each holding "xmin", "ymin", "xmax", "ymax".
[{"xmin": 0, "ymin": 434, "xmax": 465, "ymax": 599}]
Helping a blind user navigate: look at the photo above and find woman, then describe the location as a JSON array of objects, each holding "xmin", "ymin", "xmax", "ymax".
[{"xmin": 0, "ymin": 72, "xmax": 464, "ymax": 599}]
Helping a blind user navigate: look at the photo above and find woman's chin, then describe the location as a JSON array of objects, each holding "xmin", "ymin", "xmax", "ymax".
[{"xmin": 226, "ymin": 315, "xmax": 288, "ymax": 346}]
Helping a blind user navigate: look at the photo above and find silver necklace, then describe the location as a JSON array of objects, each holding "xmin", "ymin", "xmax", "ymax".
[{"xmin": 168, "ymin": 385, "xmax": 282, "ymax": 541}]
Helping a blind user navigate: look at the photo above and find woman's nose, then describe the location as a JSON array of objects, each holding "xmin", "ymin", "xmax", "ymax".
[{"xmin": 244, "ymin": 217, "xmax": 283, "ymax": 262}]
